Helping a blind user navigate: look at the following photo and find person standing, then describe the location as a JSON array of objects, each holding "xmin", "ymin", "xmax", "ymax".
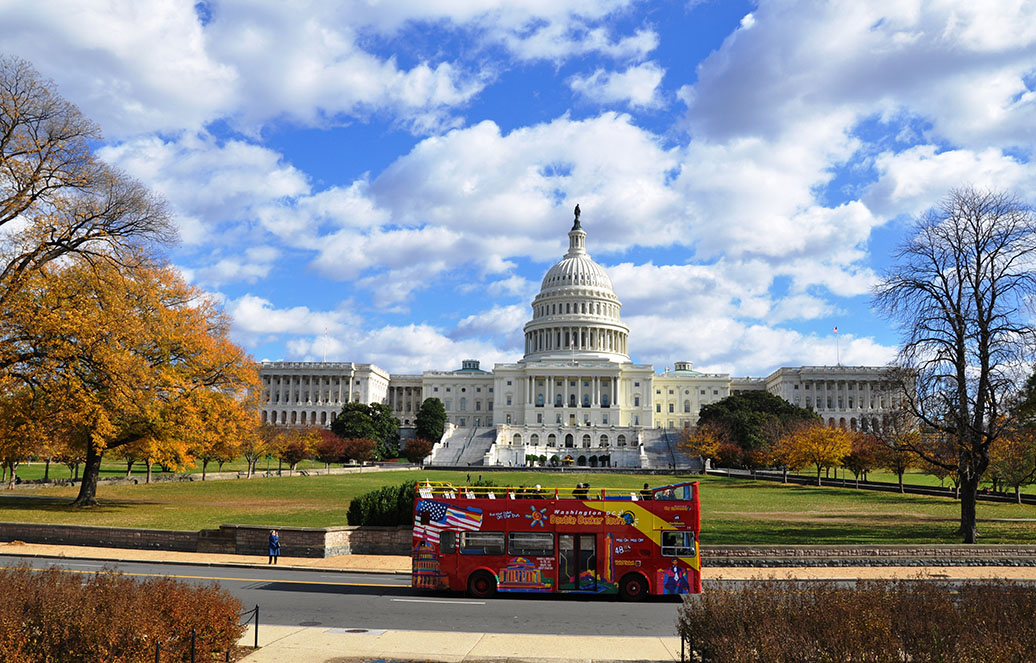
[{"xmin": 268, "ymin": 529, "xmax": 280, "ymax": 565}]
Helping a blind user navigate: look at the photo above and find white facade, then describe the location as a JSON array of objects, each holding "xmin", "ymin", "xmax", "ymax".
[{"xmin": 257, "ymin": 211, "xmax": 899, "ymax": 465}]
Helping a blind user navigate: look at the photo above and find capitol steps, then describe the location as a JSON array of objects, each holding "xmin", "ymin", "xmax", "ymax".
[
  {"xmin": 639, "ymin": 428, "xmax": 703, "ymax": 471},
  {"xmin": 426, "ymin": 427, "xmax": 471, "ymax": 466},
  {"xmin": 457, "ymin": 428, "xmax": 497, "ymax": 466}
]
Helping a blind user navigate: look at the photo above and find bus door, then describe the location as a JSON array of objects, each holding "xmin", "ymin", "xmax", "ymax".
[{"xmin": 558, "ymin": 533, "xmax": 596, "ymax": 592}]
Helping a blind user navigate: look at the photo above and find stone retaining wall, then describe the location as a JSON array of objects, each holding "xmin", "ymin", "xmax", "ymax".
[
  {"xmin": 700, "ymin": 545, "xmax": 1036, "ymax": 567},
  {"xmin": 0, "ymin": 522, "xmax": 411, "ymax": 557}
]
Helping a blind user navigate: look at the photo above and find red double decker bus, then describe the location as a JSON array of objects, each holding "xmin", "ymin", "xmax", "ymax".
[{"xmin": 411, "ymin": 480, "xmax": 701, "ymax": 600}]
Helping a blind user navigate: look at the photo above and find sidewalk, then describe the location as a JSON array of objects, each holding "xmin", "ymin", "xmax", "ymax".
[{"xmin": 4, "ymin": 540, "xmax": 1036, "ymax": 663}]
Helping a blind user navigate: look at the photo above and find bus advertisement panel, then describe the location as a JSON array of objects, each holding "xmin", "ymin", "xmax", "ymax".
[{"xmin": 411, "ymin": 481, "xmax": 701, "ymax": 601}]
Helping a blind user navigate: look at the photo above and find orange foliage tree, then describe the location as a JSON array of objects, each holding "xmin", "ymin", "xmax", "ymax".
[
  {"xmin": 677, "ymin": 422, "xmax": 726, "ymax": 465},
  {"xmin": 775, "ymin": 423, "xmax": 853, "ymax": 486},
  {"xmin": 4, "ymin": 258, "xmax": 257, "ymax": 505}
]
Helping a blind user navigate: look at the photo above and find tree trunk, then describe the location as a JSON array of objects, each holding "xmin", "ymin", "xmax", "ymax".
[
  {"xmin": 201, "ymin": 459, "xmax": 208, "ymax": 481},
  {"xmin": 898, "ymin": 470, "xmax": 905, "ymax": 494},
  {"xmin": 959, "ymin": 474, "xmax": 980, "ymax": 543},
  {"xmin": 816, "ymin": 465, "xmax": 822, "ymax": 486},
  {"xmin": 1016, "ymin": 485, "xmax": 1022, "ymax": 504},
  {"xmin": 126, "ymin": 459, "xmax": 134, "ymax": 478},
  {"xmin": 43, "ymin": 459, "xmax": 50, "ymax": 482},
  {"xmin": 145, "ymin": 460, "xmax": 153, "ymax": 484},
  {"xmin": 782, "ymin": 467, "xmax": 788, "ymax": 484},
  {"xmin": 72, "ymin": 445, "xmax": 103, "ymax": 506}
]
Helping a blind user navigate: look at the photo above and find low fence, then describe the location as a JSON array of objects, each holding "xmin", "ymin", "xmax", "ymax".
[{"xmin": 153, "ymin": 604, "xmax": 259, "ymax": 662}]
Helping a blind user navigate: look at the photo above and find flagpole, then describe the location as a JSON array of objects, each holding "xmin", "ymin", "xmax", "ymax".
[
  {"xmin": 834, "ymin": 326, "xmax": 839, "ymax": 366},
  {"xmin": 323, "ymin": 328, "xmax": 328, "ymax": 363}
]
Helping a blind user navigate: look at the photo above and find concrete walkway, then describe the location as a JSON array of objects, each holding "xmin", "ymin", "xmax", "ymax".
[{"xmin": 4, "ymin": 541, "xmax": 1036, "ymax": 663}]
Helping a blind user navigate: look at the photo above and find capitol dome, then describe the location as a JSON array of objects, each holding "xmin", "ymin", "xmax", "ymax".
[{"xmin": 522, "ymin": 208, "xmax": 630, "ymax": 362}]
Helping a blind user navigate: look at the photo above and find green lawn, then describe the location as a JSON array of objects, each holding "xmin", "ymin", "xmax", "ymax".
[{"xmin": 2, "ymin": 471, "xmax": 1034, "ymax": 545}]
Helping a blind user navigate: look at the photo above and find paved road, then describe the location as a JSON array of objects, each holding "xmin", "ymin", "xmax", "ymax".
[{"xmin": 3, "ymin": 555, "xmax": 685, "ymax": 637}]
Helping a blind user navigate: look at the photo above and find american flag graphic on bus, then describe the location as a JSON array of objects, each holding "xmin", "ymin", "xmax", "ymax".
[{"xmin": 414, "ymin": 500, "xmax": 483, "ymax": 543}]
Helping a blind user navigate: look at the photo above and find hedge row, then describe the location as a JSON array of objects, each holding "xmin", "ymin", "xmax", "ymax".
[
  {"xmin": 678, "ymin": 578, "xmax": 1036, "ymax": 663},
  {"xmin": 0, "ymin": 564, "xmax": 245, "ymax": 662}
]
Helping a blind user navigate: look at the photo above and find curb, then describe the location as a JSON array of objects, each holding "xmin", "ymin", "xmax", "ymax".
[{"xmin": 0, "ymin": 552, "xmax": 411, "ymax": 575}]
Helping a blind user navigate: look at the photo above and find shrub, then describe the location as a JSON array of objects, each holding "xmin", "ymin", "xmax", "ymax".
[
  {"xmin": 678, "ymin": 577, "xmax": 1036, "ymax": 663},
  {"xmin": 347, "ymin": 480, "xmax": 417, "ymax": 526},
  {"xmin": 0, "ymin": 564, "xmax": 244, "ymax": 663},
  {"xmin": 347, "ymin": 478, "xmax": 500, "ymax": 525}
]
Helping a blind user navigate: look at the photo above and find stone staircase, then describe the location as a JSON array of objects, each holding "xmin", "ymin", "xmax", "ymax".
[
  {"xmin": 639, "ymin": 428, "xmax": 703, "ymax": 470},
  {"xmin": 457, "ymin": 428, "xmax": 498, "ymax": 466}
]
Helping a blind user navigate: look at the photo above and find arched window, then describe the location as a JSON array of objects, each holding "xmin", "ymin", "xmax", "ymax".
[
  {"xmin": 537, "ymin": 394, "xmax": 544, "ymax": 406},
  {"xmin": 547, "ymin": 433, "xmax": 557, "ymax": 447},
  {"xmin": 601, "ymin": 393, "xmax": 610, "ymax": 407},
  {"xmin": 634, "ymin": 395, "xmax": 640, "ymax": 407},
  {"xmin": 583, "ymin": 394, "xmax": 590, "ymax": 407},
  {"xmin": 577, "ymin": 455, "xmax": 587, "ymax": 466},
  {"xmin": 460, "ymin": 397, "xmax": 467, "ymax": 411},
  {"xmin": 513, "ymin": 433, "xmax": 522, "ymax": 445},
  {"xmin": 569, "ymin": 394, "xmax": 576, "ymax": 407},
  {"xmin": 555, "ymin": 394, "xmax": 563, "ymax": 406},
  {"xmin": 530, "ymin": 434, "xmax": 539, "ymax": 445},
  {"xmin": 599, "ymin": 435, "xmax": 608, "ymax": 447},
  {"xmin": 684, "ymin": 400, "xmax": 690, "ymax": 413},
  {"xmin": 617, "ymin": 434, "xmax": 626, "ymax": 446},
  {"xmin": 565, "ymin": 434, "xmax": 574, "ymax": 448},
  {"xmin": 582, "ymin": 434, "xmax": 591, "ymax": 447},
  {"xmin": 261, "ymin": 411, "xmax": 268, "ymax": 423}
]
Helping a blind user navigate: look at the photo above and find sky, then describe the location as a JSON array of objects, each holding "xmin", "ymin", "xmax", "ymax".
[{"xmin": 2, "ymin": 0, "xmax": 1035, "ymax": 377}]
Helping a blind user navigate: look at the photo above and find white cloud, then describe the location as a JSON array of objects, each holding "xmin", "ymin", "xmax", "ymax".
[
  {"xmin": 569, "ymin": 62, "xmax": 665, "ymax": 108},
  {"xmin": 0, "ymin": 0, "xmax": 235, "ymax": 137}
]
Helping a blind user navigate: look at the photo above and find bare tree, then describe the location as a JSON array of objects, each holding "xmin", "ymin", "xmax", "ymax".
[{"xmin": 874, "ymin": 187, "xmax": 1036, "ymax": 543}]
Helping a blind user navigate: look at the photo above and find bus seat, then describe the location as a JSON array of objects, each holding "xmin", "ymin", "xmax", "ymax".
[{"xmin": 488, "ymin": 492, "xmax": 497, "ymax": 499}]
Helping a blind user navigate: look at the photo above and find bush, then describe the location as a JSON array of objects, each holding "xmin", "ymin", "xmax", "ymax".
[
  {"xmin": 347, "ymin": 480, "xmax": 416, "ymax": 526},
  {"xmin": 678, "ymin": 577, "xmax": 1036, "ymax": 663},
  {"xmin": 0, "ymin": 564, "xmax": 244, "ymax": 662},
  {"xmin": 346, "ymin": 478, "xmax": 500, "ymax": 525}
]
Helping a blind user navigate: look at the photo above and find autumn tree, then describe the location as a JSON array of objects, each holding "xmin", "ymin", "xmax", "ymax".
[
  {"xmin": 5, "ymin": 258, "xmax": 257, "ymax": 505},
  {"xmin": 677, "ymin": 422, "xmax": 726, "ymax": 464},
  {"xmin": 988, "ymin": 429, "xmax": 1036, "ymax": 503},
  {"xmin": 404, "ymin": 438, "xmax": 435, "ymax": 464},
  {"xmin": 870, "ymin": 408, "xmax": 917, "ymax": 493},
  {"xmin": 313, "ymin": 429, "xmax": 346, "ymax": 472},
  {"xmin": 341, "ymin": 437, "xmax": 377, "ymax": 464},
  {"xmin": 0, "ymin": 55, "xmax": 173, "ymax": 379},
  {"xmin": 842, "ymin": 433, "xmax": 880, "ymax": 488},
  {"xmin": 874, "ymin": 187, "xmax": 1036, "ymax": 542},
  {"xmin": 277, "ymin": 427, "xmax": 316, "ymax": 475},
  {"xmin": 775, "ymin": 423, "xmax": 852, "ymax": 486}
]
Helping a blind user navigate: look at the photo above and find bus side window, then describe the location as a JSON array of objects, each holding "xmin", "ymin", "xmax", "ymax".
[
  {"xmin": 460, "ymin": 531, "xmax": 505, "ymax": 555},
  {"xmin": 661, "ymin": 531, "xmax": 695, "ymax": 557},
  {"xmin": 441, "ymin": 530, "xmax": 456, "ymax": 554}
]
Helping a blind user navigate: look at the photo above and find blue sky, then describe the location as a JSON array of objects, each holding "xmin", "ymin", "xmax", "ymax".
[{"xmin": 3, "ymin": 1, "xmax": 1035, "ymax": 376}]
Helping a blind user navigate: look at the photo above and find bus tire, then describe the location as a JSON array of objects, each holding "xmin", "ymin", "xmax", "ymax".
[
  {"xmin": 619, "ymin": 573, "xmax": 647, "ymax": 601},
  {"xmin": 467, "ymin": 570, "xmax": 497, "ymax": 598}
]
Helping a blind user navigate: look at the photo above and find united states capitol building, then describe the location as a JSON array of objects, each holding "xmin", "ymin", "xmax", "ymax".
[{"xmin": 259, "ymin": 210, "xmax": 896, "ymax": 469}]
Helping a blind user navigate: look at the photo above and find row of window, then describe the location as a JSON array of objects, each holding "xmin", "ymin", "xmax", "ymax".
[
  {"xmin": 437, "ymin": 531, "xmax": 694, "ymax": 558},
  {"xmin": 439, "ymin": 530, "xmax": 696, "ymax": 555},
  {"xmin": 432, "ymin": 386, "xmax": 493, "ymax": 393},
  {"xmin": 535, "ymin": 301, "xmax": 618, "ymax": 318}
]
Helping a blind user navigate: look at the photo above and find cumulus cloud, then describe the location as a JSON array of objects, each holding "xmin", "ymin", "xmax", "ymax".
[{"xmin": 569, "ymin": 62, "xmax": 665, "ymax": 108}]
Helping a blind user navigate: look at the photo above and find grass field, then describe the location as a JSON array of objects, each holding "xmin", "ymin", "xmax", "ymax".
[{"xmin": 2, "ymin": 470, "xmax": 1034, "ymax": 545}]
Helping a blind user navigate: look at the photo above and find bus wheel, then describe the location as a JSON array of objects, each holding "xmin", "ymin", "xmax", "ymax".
[
  {"xmin": 619, "ymin": 573, "xmax": 647, "ymax": 601},
  {"xmin": 467, "ymin": 571, "xmax": 497, "ymax": 598}
]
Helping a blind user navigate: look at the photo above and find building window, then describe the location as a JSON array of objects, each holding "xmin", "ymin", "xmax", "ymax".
[
  {"xmin": 634, "ymin": 396, "xmax": 641, "ymax": 407},
  {"xmin": 713, "ymin": 390, "xmax": 719, "ymax": 395},
  {"xmin": 477, "ymin": 387, "xmax": 481, "ymax": 392},
  {"xmin": 634, "ymin": 382, "xmax": 640, "ymax": 387},
  {"xmin": 536, "ymin": 413, "xmax": 542, "ymax": 423},
  {"xmin": 602, "ymin": 414, "xmax": 608, "ymax": 424},
  {"xmin": 668, "ymin": 403, "xmax": 674, "ymax": 413},
  {"xmin": 656, "ymin": 404, "xmax": 661, "ymax": 413},
  {"xmin": 433, "ymin": 387, "xmax": 439, "ymax": 392},
  {"xmin": 506, "ymin": 396, "xmax": 512, "ymax": 406},
  {"xmin": 506, "ymin": 380, "xmax": 512, "ymax": 386},
  {"xmin": 700, "ymin": 389, "xmax": 706, "ymax": 395},
  {"xmin": 488, "ymin": 401, "xmax": 493, "ymax": 410},
  {"xmin": 476, "ymin": 401, "xmax": 482, "ymax": 411},
  {"xmin": 446, "ymin": 387, "xmax": 451, "ymax": 392}
]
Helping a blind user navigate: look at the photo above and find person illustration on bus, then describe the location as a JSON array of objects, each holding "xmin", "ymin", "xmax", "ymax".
[{"xmin": 664, "ymin": 562, "xmax": 690, "ymax": 594}]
